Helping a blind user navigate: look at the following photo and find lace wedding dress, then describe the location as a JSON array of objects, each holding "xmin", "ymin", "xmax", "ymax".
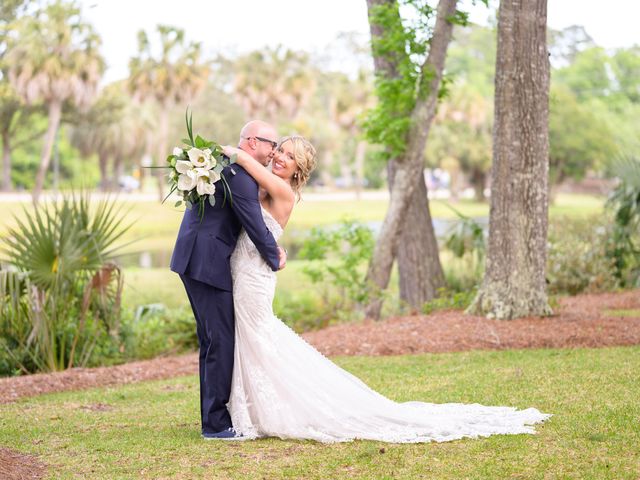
[{"xmin": 227, "ymin": 207, "xmax": 551, "ymax": 443}]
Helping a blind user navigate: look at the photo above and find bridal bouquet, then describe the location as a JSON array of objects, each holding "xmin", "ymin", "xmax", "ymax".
[{"xmin": 163, "ymin": 110, "xmax": 236, "ymax": 217}]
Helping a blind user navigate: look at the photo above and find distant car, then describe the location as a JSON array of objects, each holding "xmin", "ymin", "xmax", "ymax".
[{"xmin": 118, "ymin": 175, "xmax": 140, "ymax": 192}]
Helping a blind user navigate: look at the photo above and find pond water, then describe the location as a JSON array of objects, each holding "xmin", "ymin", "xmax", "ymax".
[{"xmin": 114, "ymin": 217, "xmax": 489, "ymax": 269}]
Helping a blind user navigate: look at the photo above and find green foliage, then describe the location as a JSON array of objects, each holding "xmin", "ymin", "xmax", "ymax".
[
  {"xmin": 273, "ymin": 291, "xmax": 328, "ymax": 332},
  {"xmin": 421, "ymin": 287, "xmax": 476, "ymax": 314},
  {"xmin": 605, "ymin": 156, "xmax": 640, "ymax": 287},
  {"xmin": 0, "ymin": 193, "xmax": 133, "ymax": 373},
  {"xmin": 547, "ymin": 216, "xmax": 620, "ymax": 295},
  {"xmin": 549, "ymin": 85, "xmax": 618, "ymax": 184},
  {"xmin": 298, "ymin": 220, "xmax": 375, "ymax": 321},
  {"xmin": 119, "ymin": 305, "xmax": 197, "ymax": 360},
  {"xmin": 362, "ymin": 1, "xmax": 430, "ymax": 158},
  {"xmin": 440, "ymin": 205, "xmax": 485, "ymax": 292}
]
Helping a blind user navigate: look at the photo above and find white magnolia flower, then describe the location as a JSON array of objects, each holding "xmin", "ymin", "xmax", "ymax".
[
  {"xmin": 177, "ymin": 169, "xmax": 198, "ymax": 191},
  {"xmin": 196, "ymin": 176, "xmax": 216, "ymax": 196},
  {"xmin": 194, "ymin": 167, "xmax": 211, "ymax": 179},
  {"xmin": 188, "ymin": 147, "xmax": 211, "ymax": 168},
  {"xmin": 172, "ymin": 147, "xmax": 183, "ymax": 157},
  {"xmin": 209, "ymin": 169, "xmax": 221, "ymax": 183},
  {"xmin": 175, "ymin": 160, "xmax": 193, "ymax": 174}
]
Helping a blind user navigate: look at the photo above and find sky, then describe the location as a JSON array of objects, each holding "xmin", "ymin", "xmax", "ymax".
[{"xmin": 79, "ymin": 0, "xmax": 640, "ymax": 84}]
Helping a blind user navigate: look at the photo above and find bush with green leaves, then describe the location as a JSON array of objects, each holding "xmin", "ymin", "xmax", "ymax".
[
  {"xmin": 297, "ymin": 220, "xmax": 375, "ymax": 323},
  {"xmin": 440, "ymin": 205, "xmax": 486, "ymax": 293},
  {"xmin": 118, "ymin": 305, "xmax": 197, "ymax": 360},
  {"xmin": 606, "ymin": 156, "xmax": 640, "ymax": 287},
  {"xmin": 0, "ymin": 194, "xmax": 132, "ymax": 374},
  {"xmin": 546, "ymin": 216, "xmax": 620, "ymax": 295},
  {"xmin": 273, "ymin": 291, "xmax": 327, "ymax": 332}
]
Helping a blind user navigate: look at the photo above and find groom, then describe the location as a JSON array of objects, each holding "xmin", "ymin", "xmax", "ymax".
[{"xmin": 170, "ymin": 120, "xmax": 285, "ymax": 440}]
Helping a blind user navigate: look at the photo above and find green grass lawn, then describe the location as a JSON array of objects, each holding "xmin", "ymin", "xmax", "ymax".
[
  {"xmin": 121, "ymin": 261, "xmax": 313, "ymax": 310},
  {"xmin": 1, "ymin": 346, "xmax": 638, "ymax": 479},
  {"xmin": 0, "ymin": 192, "xmax": 605, "ymax": 252}
]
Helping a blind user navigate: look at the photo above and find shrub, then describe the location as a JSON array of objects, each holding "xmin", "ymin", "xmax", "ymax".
[
  {"xmin": 0, "ymin": 194, "xmax": 132, "ymax": 374},
  {"xmin": 546, "ymin": 216, "xmax": 620, "ymax": 295},
  {"xmin": 606, "ymin": 156, "xmax": 640, "ymax": 287},
  {"xmin": 441, "ymin": 206, "xmax": 486, "ymax": 293},
  {"xmin": 119, "ymin": 305, "xmax": 197, "ymax": 360},
  {"xmin": 297, "ymin": 220, "xmax": 375, "ymax": 322}
]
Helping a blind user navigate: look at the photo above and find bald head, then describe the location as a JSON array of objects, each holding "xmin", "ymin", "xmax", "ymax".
[
  {"xmin": 238, "ymin": 120, "xmax": 278, "ymax": 166},
  {"xmin": 239, "ymin": 120, "xmax": 277, "ymax": 141}
]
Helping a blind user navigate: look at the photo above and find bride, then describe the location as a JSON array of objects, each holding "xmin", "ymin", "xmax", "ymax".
[{"xmin": 221, "ymin": 138, "xmax": 550, "ymax": 443}]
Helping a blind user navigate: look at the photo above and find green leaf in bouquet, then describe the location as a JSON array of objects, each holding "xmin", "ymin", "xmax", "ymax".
[
  {"xmin": 195, "ymin": 135, "xmax": 206, "ymax": 148},
  {"xmin": 208, "ymin": 194, "xmax": 216, "ymax": 207},
  {"xmin": 174, "ymin": 200, "xmax": 182, "ymax": 208},
  {"xmin": 185, "ymin": 108, "xmax": 195, "ymax": 146},
  {"xmin": 161, "ymin": 185, "xmax": 178, "ymax": 205},
  {"xmin": 230, "ymin": 153, "xmax": 238, "ymax": 164},
  {"xmin": 221, "ymin": 173, "xmax": 232, "ymax": 208},
  {"xmin": 181, "ymin": 138, "xmax": 193, "ymax": 147},
  {"xmin": 213, "ymin": 163, "xmax": 224, "ymax": 175},
  {"xmin": 185, "ymin": 200, "xmax": 193, "ymax": 210},
  {"xmin": 198, "ymin": 198, "xmax": 206, "ymax": 222}
]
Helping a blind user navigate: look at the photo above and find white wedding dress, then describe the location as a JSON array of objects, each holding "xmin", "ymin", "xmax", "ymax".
[{"xmin": 227, "ymin": 207, "xmax": 551, "ymax": 443}]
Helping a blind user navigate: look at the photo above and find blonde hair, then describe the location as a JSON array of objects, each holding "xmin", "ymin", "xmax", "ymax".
[{"xmin": 279, "ymin": 135, "xmax": 317, "ymax": 198}]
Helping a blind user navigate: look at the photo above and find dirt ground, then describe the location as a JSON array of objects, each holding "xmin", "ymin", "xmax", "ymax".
[
  {"xmin": 1, "ymin": 289, "xmax": 639, "ymax": 478},
  {"xmin": 0, "ymin": 448, "xmax": 46, "ymax": 480}
]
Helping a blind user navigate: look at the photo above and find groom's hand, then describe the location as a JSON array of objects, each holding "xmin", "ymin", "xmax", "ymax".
[{"xmin": 278, "ymin": 247, "xmax": 287, "ymax": 270}]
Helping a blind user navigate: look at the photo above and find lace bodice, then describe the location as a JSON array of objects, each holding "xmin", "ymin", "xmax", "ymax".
[{"xmin": 230, "ymin": 207, "xmax": 282, "ymax": 278}]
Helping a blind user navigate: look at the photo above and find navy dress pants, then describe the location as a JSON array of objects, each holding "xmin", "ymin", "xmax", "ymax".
[{"xmin": 179, "ymin": 274, "xmax": 234, "ymax": 434}]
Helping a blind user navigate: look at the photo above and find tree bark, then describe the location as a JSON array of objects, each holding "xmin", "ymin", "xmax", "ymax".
[
  {"xmin": 32, "ymin": 99, "xmax": 62, "ymax": 205},
  {"xmin": 364, "ymin": 0, "xmax": 458, "ymax": 319},
  {"xmin": 470, "ymin": 168, "xmax": 486, "ymax": 201},
  {"xmin": 98, "ymin": 152, "xmax": 109, "ymax": 191},
  {"xmin": 113, "ymin": 155, "xmax": 124, "ymax": 187},
  {"xmin": 156, "ymin": 107, "xmax": 169, "ymax": 202},
  {"xmin": 1, "ymin": 129, "xmax": 12, "ymax": 191},
  {"xmin": 395, "ymin": 164, "xmax": 446, "ymax": 310},
  {"xmin": 466, "ymin": 0, "xmax": 552, "ymax": 319}
]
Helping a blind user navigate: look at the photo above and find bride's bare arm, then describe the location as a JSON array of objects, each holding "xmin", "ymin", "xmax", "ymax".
[{"xmin": 222, "ymin": 146, "xmax": 294, "ymax": 202}]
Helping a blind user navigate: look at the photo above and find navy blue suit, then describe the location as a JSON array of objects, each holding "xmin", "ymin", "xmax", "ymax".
[{"xmin": 170, "ymin": 163, "xmax": 280, "ymax": 434}]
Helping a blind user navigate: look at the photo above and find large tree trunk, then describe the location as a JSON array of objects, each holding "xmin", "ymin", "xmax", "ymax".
[
  {"xmin": 32, "ymin": 100, "xmax": 62, "ymax": 205},
  {"xmin": 470, "ymin": 168, "xmax": 486, "ymax": 202},
  {"xmin": 1, "ymin": 129, "xmax": 12, "ymax": 191},
  {"xmin": 113, "ymin": 155, "xmax": 124, "ymax": 187},
  {"xmin": 364, "ymin": 0, "xmax": 458, "ymax": 319},
  {"xmin": 466, "ymin": 0, "xmax": 552, "ymax": 319},
  {"xmin": 390, "ymin": 160, "xmax": 446, "ymax": 311},
  {"xmin": 98, "ymin": 152, "xmax": 109, "ymax": 191},
  {"xmin": 156, "ymin": 107, "xmax": 169, "ymax": 202}
]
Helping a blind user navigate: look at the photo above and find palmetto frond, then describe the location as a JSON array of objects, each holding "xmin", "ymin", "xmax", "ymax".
[{"xmin": 1, "ymin": 193, "xmax": 133, "ymax": 290}]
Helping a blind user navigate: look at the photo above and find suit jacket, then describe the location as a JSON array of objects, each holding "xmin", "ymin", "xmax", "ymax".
[{"xmin": 169, "ymin": 163, "xmax": 280, "ymax": 291}]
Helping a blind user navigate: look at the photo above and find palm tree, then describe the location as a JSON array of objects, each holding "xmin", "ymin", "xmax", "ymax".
[
  {"xmin": 128, "ymin": 25, "xmax": 209, "ymax": 201},
  {"xmin": 326, "ymin": 69, "xmax": 373, "ymax": 195},
  {"xmin": 71, "ymin": 81, "xmax": 152, "ymax": 190},
  {"xmin": 0, "ymin": 0, "xmax": 39, "ymax": 191},
  {"xmin": 5, "ymin": 0, "xmax": 104, "ymax": 204},
  {"xmin": 233, "ymin": 47, "xmax": 315, "ymax": 124}
]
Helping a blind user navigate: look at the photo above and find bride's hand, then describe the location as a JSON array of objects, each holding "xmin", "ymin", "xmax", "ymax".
[{"xmin": 221, "ymin": 145, "xmax": 247, "ymax": 165}]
